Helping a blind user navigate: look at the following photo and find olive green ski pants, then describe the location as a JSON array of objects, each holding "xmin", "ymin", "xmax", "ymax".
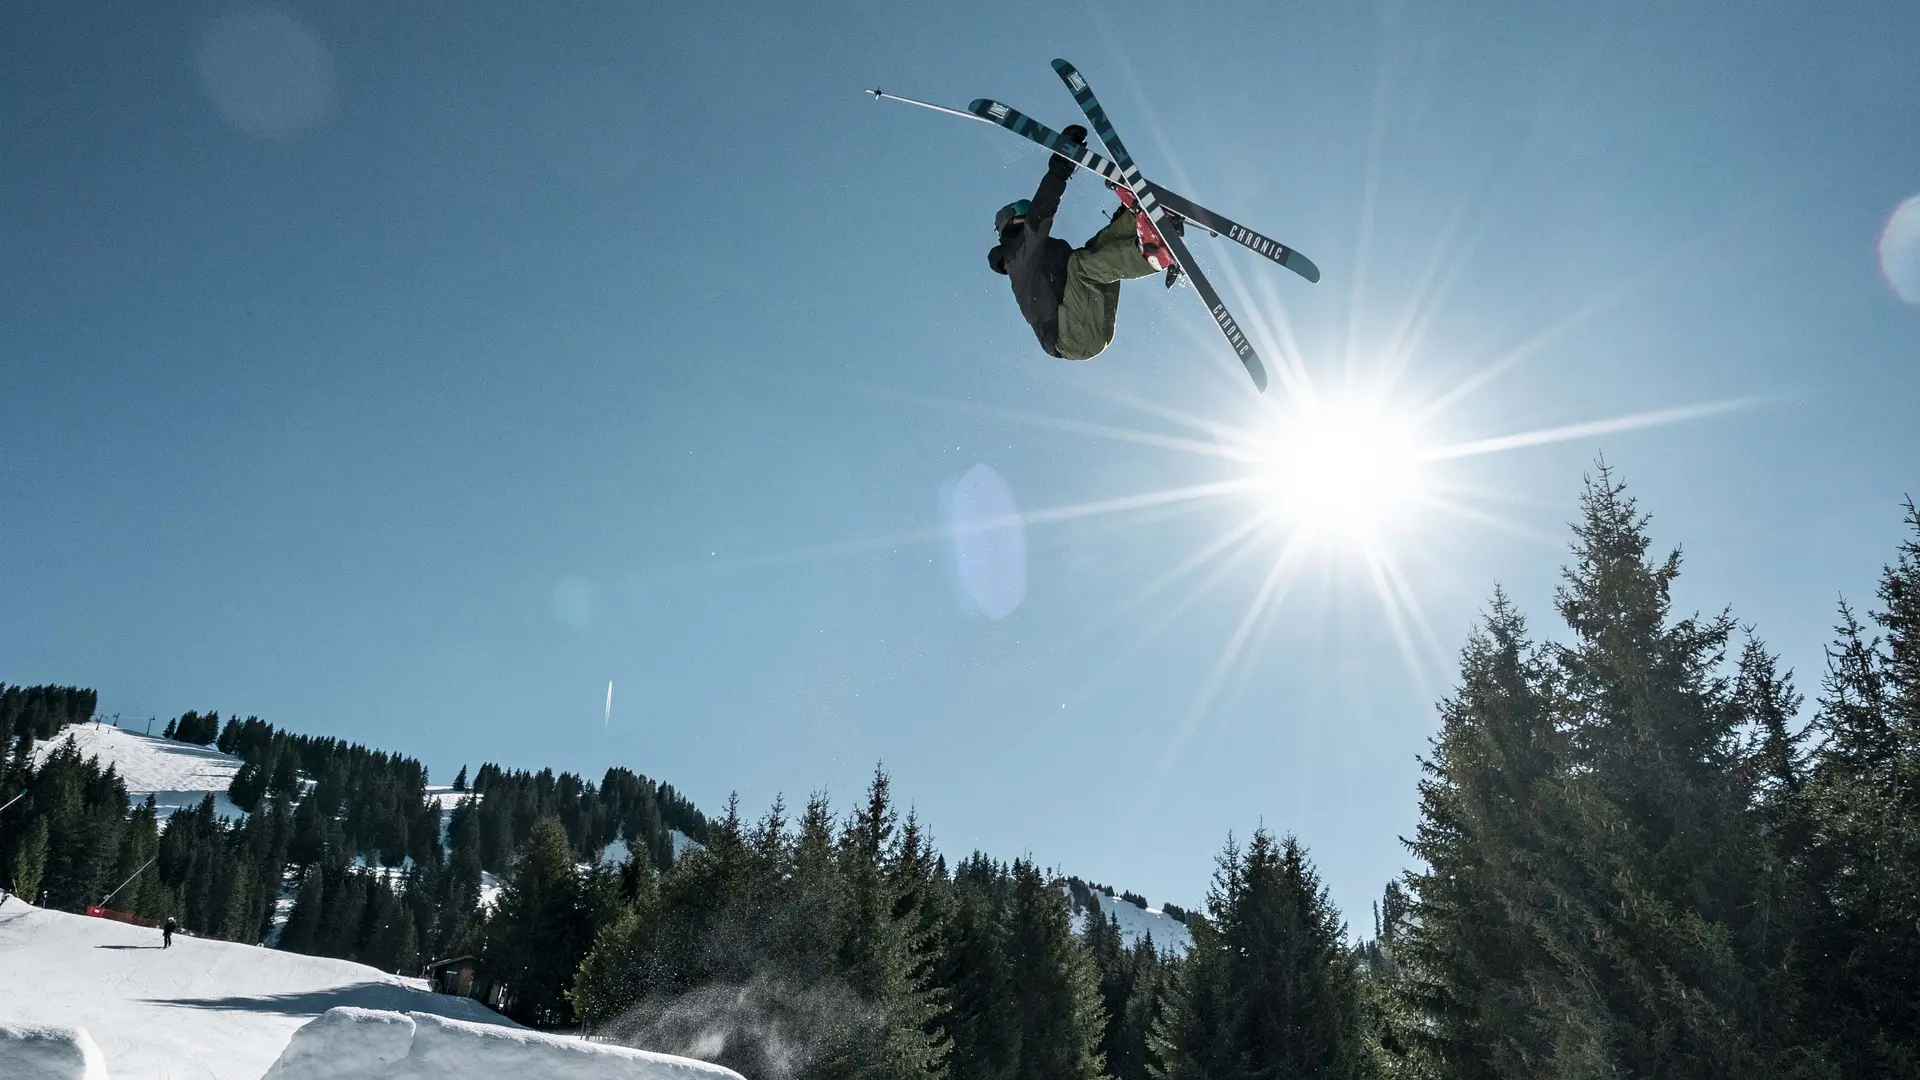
[{"xmin": 1054, "ymin": 208, "xmax": 1161, "ymax": 362}]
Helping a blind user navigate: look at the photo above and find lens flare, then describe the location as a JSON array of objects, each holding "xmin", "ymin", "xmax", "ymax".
[
  {"xmin": 1879, "ymin": 194, "xmax": 1920, "ymax": 305},
  {"xmin": 941, "ymin": 464, "xmax": 1028, "ymax": 620},
  {"xmin": 195, "ymin": 7, "xmax": 337, "ymax": 140}
]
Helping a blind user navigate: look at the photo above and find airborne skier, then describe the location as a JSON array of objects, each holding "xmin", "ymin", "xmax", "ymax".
[
  {"xmin": 870, "ymin": 59, "xmax": 1318, "ymax": 389},
  {"xmin": 986, "ymin": 124, "xmax": 1180, "ymax": 362}
]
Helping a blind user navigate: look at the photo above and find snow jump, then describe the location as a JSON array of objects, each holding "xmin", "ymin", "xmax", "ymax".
[{"xmin": 869, "ymin": 59, "xmax": 1320, "ymax": 392}]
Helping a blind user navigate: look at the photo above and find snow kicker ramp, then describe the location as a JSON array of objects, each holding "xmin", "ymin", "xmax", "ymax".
[
  {"xmin": 263, "ymin": 1007, "xmax": 748, "ymax": 1080},
  {"xmin": 0, "ymin": 1022, "xmax": 108, "ymax": 1080},
  {"xmin": 0, "ymin": 902, "xmax": 508, "ymax": 1080}
]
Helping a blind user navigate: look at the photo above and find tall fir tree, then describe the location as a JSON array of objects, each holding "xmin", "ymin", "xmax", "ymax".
[
  {"xmin": 1155, "ymin": 831, "xmax": 1370, "ymax": 1080},
  {"xmin": 1799, "ymin": 502, "xmax": 1920, "ymax": 1072},
  {"xmin": 485, "ymin": 816, "xmax": 596, "ymax": 1025},
  {"xmin": 997, "ymin": 859, "xmax": 1108, "ymax": 1080},
  {"xmin": 1398, "ymin": 593, "xmax": 1561, "ymax": 1080}
]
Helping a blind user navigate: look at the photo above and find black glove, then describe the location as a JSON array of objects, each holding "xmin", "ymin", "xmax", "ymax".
[{"xmin": 1061, "ymin": 124, "xmax": 1088, "ymax": 146}]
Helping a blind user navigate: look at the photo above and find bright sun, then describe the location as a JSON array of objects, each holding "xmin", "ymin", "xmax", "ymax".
[{"xmin": 1253, "ymin": 400, "xmax": 1425, "ymax": 539}]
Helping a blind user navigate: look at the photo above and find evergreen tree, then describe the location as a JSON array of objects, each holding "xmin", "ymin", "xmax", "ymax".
[
  {"xmin": 1545, "ymin": 468, "xmax": 1802, "ymax": 1076},
  {"xmin": 1155, "ymin": 831, "xmax": 1369, "ymax": 1080},
  {"xmin": 363, "ymin": 886, "xmax": 421, "ymax": 974},
  {"xmin": 1397, "ymin": 594, "xmax": 1560, "ymax": 1079},
  {"xmin": 833, "ymin": 768, "xmax": 947, "ymax": 1080},
  {"xmin": 941, "ymin": 855, "xmax": 1016, "ymax": 1080},
  {"xmin": 13, "ymin": 816, "xmax": 48, "ymax": 901},
  {"xmin": 569, "ymin": 859, "xmax": 661, "ymax": 1024},
  {"xmin": 997, "ymin": 859, "xmax": 1108, "ymax": 1080},
  {"xmin": 1799, "ymin": 501, "xmax": 1920, "ymax": 1072},
  {"xmin": 486, "ymin": 816, "xmax": 594, "ymax": 1025},
  {"xmin": 280, "ymin": 867, "xmax": 325, "ymax": 953}
]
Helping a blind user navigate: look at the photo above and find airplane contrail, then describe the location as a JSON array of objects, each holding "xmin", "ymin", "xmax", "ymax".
[{"xmin": 604, "ymin": 681, "xmax": 613, "ymax": 729}]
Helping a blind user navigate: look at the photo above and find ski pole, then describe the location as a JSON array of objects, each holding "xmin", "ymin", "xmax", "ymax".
[
  {"xmin": 866, "ymin": 87, "xmax": 1202, "ymax": 224},
  {"xmin": 865, "ymin": 88, "xmax": 998, "ymax": 126},
  {"xmin": 98, "ymin": 855, "xmax": 157, "ymax": 908}
]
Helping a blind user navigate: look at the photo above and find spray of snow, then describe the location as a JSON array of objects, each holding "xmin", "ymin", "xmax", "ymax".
[{"xmin": 606, "ymin": 977, "xmax": 878, "ymax": 1080}]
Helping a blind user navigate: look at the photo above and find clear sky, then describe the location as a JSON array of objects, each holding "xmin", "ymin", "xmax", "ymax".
[{"xmin": 4, "ymin": 0, "xmax": 1918, "ymax": 922}]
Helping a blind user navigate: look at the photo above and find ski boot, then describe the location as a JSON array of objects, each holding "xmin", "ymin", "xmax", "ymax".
[{"xmin": 1108, "ymin": 181, "xmax": 1184, "ymax": 287}]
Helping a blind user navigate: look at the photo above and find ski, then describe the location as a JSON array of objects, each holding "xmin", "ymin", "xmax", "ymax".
[
  {"xmin": 966, "ymin": 98, "xmax": 1319, "ymax": 284},
  {"xmin": 1048, "ymin": 59, "xmax": 1268, "ymax": 392}
]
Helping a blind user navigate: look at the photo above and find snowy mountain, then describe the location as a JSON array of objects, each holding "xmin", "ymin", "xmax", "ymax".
[
  {"xmin": 1073, "ymin": 888, "xmax": 1195, "ymax": 954},
  {"xmin": 0, "ymin": 899, "xmax": 508, "ymax": 1080},
  {"xmin": 32, "ymin": 722, "xmax": 248, "ymax": 823}
]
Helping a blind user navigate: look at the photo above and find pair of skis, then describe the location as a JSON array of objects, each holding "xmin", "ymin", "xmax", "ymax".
[{"xmin": 873, "ymin": 60, "xmax": 1315, "ymax": 391}]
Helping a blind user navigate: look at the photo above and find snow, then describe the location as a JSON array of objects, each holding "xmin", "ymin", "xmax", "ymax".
[
  {"xmin": 1078, "ymin": 890, "xmax": 1194, "ymax": 954},
  {"xmin": 669, "ymin": 829, "xmax": 702, "ymax": 859},
  {"xmin": 423, "ymin": 787, "xmax": 472, "ymax": 813},
  {"xmin": 262, "ymin": 1006, "xmax": 748, "ymax": 1080},
  {"xmin": 0, "ymin": 900, "xmax": 509, "ymax": 1080},
  {"xmin": 478, "ymin": 870, "xmax": 505, "ymax": 910},
  {"xmin": 32, "ymin": 723, "xmax": 248, "ymax": 824},
  {"xmin": 0, "ymin": 1021, "xmax": 108, "ymax": 1080}
]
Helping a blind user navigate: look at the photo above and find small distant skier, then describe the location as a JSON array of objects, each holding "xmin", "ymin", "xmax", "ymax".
[
  {"xmin": 163, "ymin": 916, "xmax": 177, "ymax": 949},
  {"xmin": 986, "ymin": 124, "xmax": 1182, "ymax": 362}
]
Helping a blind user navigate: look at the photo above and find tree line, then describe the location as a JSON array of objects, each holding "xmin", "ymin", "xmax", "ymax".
[
  {"xmin": 1368, "ymin": 471, "xmax": 1920, "ymax": 1078},
  {"xmin": 0, "ymin": 709, "xmax": 710, "ymax": 987}
]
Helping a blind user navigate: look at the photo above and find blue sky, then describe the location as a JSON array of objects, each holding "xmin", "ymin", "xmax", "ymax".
[{"xmin": 4, "ymin": 0, "xmax": 1917, "ymax": 921}]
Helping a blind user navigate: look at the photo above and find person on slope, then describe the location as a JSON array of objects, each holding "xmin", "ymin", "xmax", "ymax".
[
  {"xmin": 162, "ymin": 916, "xmax": 177, "ymax": 949},
  {"xmin": 986, "ymin": 123, "xmax": 1182, "ymax": 362}
]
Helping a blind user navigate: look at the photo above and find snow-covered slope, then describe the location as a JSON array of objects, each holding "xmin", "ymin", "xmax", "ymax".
[
  {"xmin": 0, "ymin": 1021, "xmax": 107, "ymax": 1080},
  {"xmin": 1078, "ymin": 890, "xmax": 1195, "ymax": 954},
  {"xmin": 0, "ymin": 901, "xmax": 510, "ymax": 1080},
  {"xmin": 263, "ymin": 1006, "xmax": 747, "ymax": 1080},
  {"xmin": 33, "ymin": 723, "xmax": 247, "ymax": 822}
]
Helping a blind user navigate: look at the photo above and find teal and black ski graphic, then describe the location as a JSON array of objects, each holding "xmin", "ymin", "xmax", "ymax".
[
  {"xmin": 966, "ymin": 98, "xmax": 1319, "ymax": 284},
  {"xmin": 1050, "ymin": 59, "xmax": 1267, "ymax": 392}
]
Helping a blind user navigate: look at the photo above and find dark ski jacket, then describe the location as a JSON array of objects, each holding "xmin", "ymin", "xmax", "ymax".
[{"xmin": 988, "ymin": 154, "xmax": 1075, "ymax": 357}]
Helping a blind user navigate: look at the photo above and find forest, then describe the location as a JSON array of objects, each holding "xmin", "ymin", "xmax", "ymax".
[{"xmin": 3, "ymin": 466, "xmax": 1918, "ymax": 1079}]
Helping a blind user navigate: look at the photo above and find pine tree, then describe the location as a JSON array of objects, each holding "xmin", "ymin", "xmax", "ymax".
[
  {"xmin": 486, "ymin": 816, "xmax": 593, "ymax": 1025},
  {"xmin": 942, "ymin": 855, "xmax": 1015, "ymax": 1080},
  {"xmin": 363, "ymin": 885, "xmax": 420, "ymax": 974},
  {"xmin": 280, "ymin": 867, "xmax": 325, "ymax": 953},
  {"xmin": 569, "ymin": 860, "xmax": 660, "ymax": 1024},
  {"xmin": 998, "ymin": 859, "xmax": 1108, "ymax": 1080},
  {"xmin": 1397, "ymin": 593, "xmax": 1561, "ymax": 1079},
  {"xmin": 1799, "ymin": 501, "xmax": 1920, "ymax": 1072},
  {"xmin": 13, "ymin": 816, "xmax": 48, "ymax": 901},
  {"xmin": 1400, "ymin": 467, "xmax": 1813, "ymax": 1078},
  {"xmin": 834, "ymin": 767, "xmax": 947, "ymax": 1080},
  {"xmin": 1156, "ymin": 831, "xmax": 1369, "ymax": 1080}
]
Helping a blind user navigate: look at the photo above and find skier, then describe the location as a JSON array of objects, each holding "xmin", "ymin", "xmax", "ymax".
[
  {"xmin": 986, "ymin": 124, "xmax": 1181, "ymax": 362},
  {"xmin": 162, "ymin": 916, "xmax": 177, "ymax": 949}
]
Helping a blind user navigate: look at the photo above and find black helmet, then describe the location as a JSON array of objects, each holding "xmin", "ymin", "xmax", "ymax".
[{"xmin": 994, "ymin": 199, "xmax": 1031, "ymax": 233}]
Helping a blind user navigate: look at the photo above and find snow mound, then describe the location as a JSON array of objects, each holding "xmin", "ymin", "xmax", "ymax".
[
  {"xmin": 264, "ymin": 1006, "xmax": 748, "ymax": 1080},
  {"xmin": 1079, "ymin": 890, "xmax": 1195, "ymax": 954},
  {"xmin": 0, "ymin": 1021, "xmax": 108, "ymax": 1080},
  {"xmin": 33, "ymin": 723, "xmax": 248, "ymax": 823},
  {"xmin": 0, "ymin": 901, "xmax": 510, "ymax": 1080}
]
